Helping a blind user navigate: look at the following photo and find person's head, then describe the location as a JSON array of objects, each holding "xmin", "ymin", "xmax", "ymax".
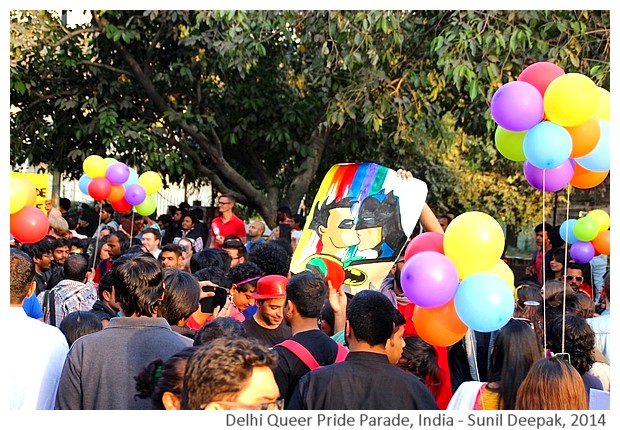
[
  {"xmin": 563, "ymin": 262, "xmax": 585, "ymax": 291},
  {"xmin": 182, "ymin": 337, "xmax": 280, "ymax": 410},
  {"xmin": 52, "ymin": 237, "xmax": 71, "ymax": 265},
  {"xmin": 283, "ymin": 272, "xmax": 326, "ymax": 326},
  {"xmin": 64, "ymin": 211, "xmax": 80, "ymax": 231},
  {"xmin": 20, "ymin": 239, "xmax": 54, "ymax": 271},
  {"xmin": 386, "ymin": 310, "xmax": 407, "ymax": 365},
  {"xmin": 355, "ymin": 191, "xmax": 405, "ymax": 253},
  {"xmin": 59, "ymin": 310, "xmax": 102, "ymax": 347},
  {"xmin": 190, "ymin": 248, "xmax": 231, "ymax": 274},
  {"xmin": 157, "ymin": 214, "xmax": 173, "ymax": 229},
  {"xmin": 318, "ymin": 298, "xmax": 336, "ymax": 336},
  {"xmin": 223, "ymin": 235, "xmax": 247, "ymax": 268},
  {"xmin": 276, "ymin": 206, "xmax": 293, "ymax": 224},
  {"xmin": 59, "ymin": 197, "xmax": 72, "ymax": 213},
  {"xmin": 515, "ymin": 357, "xmax": 588, "ymax": 410},
  {"xmin": 217, "ymin": 194, "xmax": 236, "ymax": 214},
  {"xmin": 78, "ymin": 207, "xmax": 99, "ymax": 236},
  {"xmin": 438, "ymin": 215, "xmax": 451, "ymax": 232},
  {"xmin": 159, "ymin": 269, "xmax": 201, "ymax": 326},
  {"xmin": 247, "ymin": 241, "xmax": 290, "ymax": 276},
  {"xmin": 132, "ymin": 213, "xmax": 145, "ymax": 231},
  {"xmin": 98, "ymin": 271, "xmax": 121, "ymax": 313},
  {"xmin": 542, "ymin": 279, "xmax": 574, "ymax": 302},
  {"xmin": 292, "ymin": 214, "xmax": 306, "ymax": 231},
  {"xmin": 110, "ymin": 254, "xmax": 164, "ymax": 317},
  {"xmin": 107, "ymin": 230, "xmax": 129, "ymax": 259},
  {"xmin": 179, "ymin": 201, "xmax": 190, "ymax": 213},
  {"xmin": 181, "ymin": 214, "xmax": 197, "ymax": 231},
  {"xmin": 189, "ymin": 207, "xmax": 204, "ymax": 222},
  {"xmin": 549, "ymin": 247, "xmax": 566, "ymax": 275},
  {"xmin": 389, "ymin": 256, "xmax": 407, "ymax": 293},
  {"xmin": 10, "ymin": 248, "xmax": 36, "ymax": 305},
  {"xmin": 48, "ymin": 216, "xmax": 71, "ymax": 238},
  {"xmin": 178, "ymin": 237, "xmax": 195, "ymax": 267},
  {"xmin": 253, "ymin": 275, "xmax": 288, "ymax": 329},
  {"xmin": 141, "ymin": 227, "xmax": 161, "ymax": 253},
  {"xmin": 572, "ymin": 291, "xmax": 595, "ymax": 319},
  {"xmin": 346, "ymin": 289, "xmax": 396, "ymax": 349},
  {"xmin": 546, "ymin": 314, "xmax": 596, "ymax": 375},
  {"xmin": 135, "ymin": 346, "xmax": 197, "ymax": 410},
  {"xmin": 193, "ymin": 317, "xmax": 247, "ymax": 347},
  {"xmin": 227, "ymin": 262, "xmax": 262, "ymax": 311},
  {"xmin": 63, "ymin": 253, "xmax": 90, "ymax": 282},
  {"xmin": 69, "ymin": 237, "xmax": 89, "ymax": 255},
  {"xmin": 173, "ymin": 208, "xmax": 184, "ymax": 222},
  {"xmin": 308, "ymin": 197, "xmax": 359, "ymax": 249},
  {"xmin": 247, "ymin": 220, "xmax": 266, "ymax": 240},
  {"xmin": 534, "ymin": 222, "xmax": 553, "ymax": 249},
  {"xmin": 161, "ymin": 244, "xmax": 184, "ymax": 269},
  {"xmin": 397, "ymin": 335, "xmax": 442, "ymax": 397},
  {"xmin": 100, "ymin": 203, "xmax": 115, "ymax": 223}
]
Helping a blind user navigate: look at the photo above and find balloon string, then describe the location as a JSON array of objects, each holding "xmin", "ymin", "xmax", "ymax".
[
  {"xmin": 560, "ymin": 185, "xmax": 572, "ymax": 355},
  {"xmin": 91, "ymin": 201, "xmax": 103, "ymax": 274},
  {"xmin": 541, "ymin": 172, "xmax": 548, "ymax": 352},
  {"xmin": 129, "ymin": 211, "xmax": 135, "ymax": 247}
]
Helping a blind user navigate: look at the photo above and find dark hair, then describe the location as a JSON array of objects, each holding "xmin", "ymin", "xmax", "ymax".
[
  {"xmin": 193, "ymin": 317, "xmax": 247, "ymax": 346},
  {"xmin": 286, "ymin": 272, "xmax": 327, "ymax": 318},
  {"xmin": 193, "ymin": 267, "xmax": 232, "ymax": 290},
  {"xmin": 219, "ymin": 194, "xmax": 236, "ymax": 204},
  {"xmin": 189, "ymin": 207, "xmax": 204, "ymax": 221},
  {"xmin": 308, "ymin": 197, "xmax": 356, "ymax": 234},
  {"xmin": 546, "ymin": 314, "xmax": 596, "ymax": 375},
  {"xmin": 59, "ymin": 310, "xmax": 102, "ymax": 347},
  {"xmin": 159, "ymin": 269, "xmax": 201, "ymax": 325},
  {"xmin": 70, "ymin": 237, "xmax": 90, "ymax": 253},
  {"xmin": 355, "ymin": 191, "xmax": 407, "ymax": 254},
  {"xmin": 535, "ymin": 223, "xmax": 553, "ymax": 234},
  {"xmin": 63, "ymin": 253, "xmax": 89, "ymax": 281},
  {"xmin": 223, "ymin": 235, "xmax": 247, "ymax": 257},
  {"xmin": 79, "ymin": 207, "xmax": 100, "ymax": 237},
  {"xmin": 182, "ymin": 337, "xmax": 275, "ymax": 409},
  {"xmin": 247, "ymin": 241, "xmax": 290, "ymax": 276},
  {"xmin": 487, "ymin": 318, "xmax": 541, "ymax": 410},
  {"xmin": 182, "ymin": 213, "xmax": 198, "ymax": 227},
  {"xmin": 227, "ymin": 262, "xmax": 262, "ymax": 292},
  {"xmin": 101, "ymin": 203, "xmax": 115, "ymax": 216},
  {"xmin": 179, "ymin": 201, "xmax": 191, "ymax": 211},
  {"xmin": 347, "ymin": 289, "xmax": 394, "ymax": 346},
  {"xmin": 157, "ymin": 214, "xmax": 173, "ymax": 226},
  {"xmin": 550, "ymin": 247, "xmax": 566, "ymax": 264},
  {"xmin": 20, "ymin": 238, "xmax": 53, "ymax": 260},
  {"xmin": 398, "ymin": 335, "xmax": 442, "ymax": 397},
  {"xmin": 190, "ymin": 248, "xmax": 231, "ymax": 274},
  {"xmin": 135, "ymin": 346, "xmax": 197, "ymax": 409},
  {"xmin": 64, "ymin": 211, "xmax": 80, "ymax": 230},
  {"xmin": 572, "ymin": 292, "xmax": 595, "ymax": 318},
  {"xmin": 142, "ymin": 227, "xmax": 161, "ymax": 241},
  {"xmin": 10, "ymin": 248, "xmax": 35, "ymax": 303},
  {"xmin": 109, "ymin": 230, "xmax": 130, "ymax": 254},
  {"xmin": 59, "ymin": 197, "xmax": 72, "ymax": 211},
  {"xmin": 98, "ymin": 271, "xmax": 114, "ymax": 300},
  {"xmin": 161, "ymin": 243, "xmax": 182, "ymax": 258},
  {"xmin": 566, "ymin": 261, "xmax": 584, "ymax": 273},
  {"xmin": 110, "ymin": 255, "xmax": 163, "ymax": 317},
  {"xmin": 393, "ymin": 307, "xmax": 406, "ymax": 328},
  {"xmin": 292, "ymin": 214, "xmax": 306, "ymax": 229}
]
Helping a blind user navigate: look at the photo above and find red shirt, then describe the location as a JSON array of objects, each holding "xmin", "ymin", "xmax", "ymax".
[{"xmin": 210, "ymin": 214, "xmax": 246, "ymax": 248}]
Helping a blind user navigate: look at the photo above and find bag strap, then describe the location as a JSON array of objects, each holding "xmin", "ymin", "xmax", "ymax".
[
  {"xmin": 48, "ymin": 289, "xmax": 56, "ymax": 327},
  {"xmin": 276, "ymin": 339, "xmax": 321, "ymax": 370},
  {"xmin": 335, "ymin": 343, "xmax": 348, "ymax": 362}
]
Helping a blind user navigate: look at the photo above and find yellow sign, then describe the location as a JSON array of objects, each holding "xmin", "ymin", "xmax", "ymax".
[{"xmin": 10, "ymin": 172, "xmax": 50, "ymax": 212}]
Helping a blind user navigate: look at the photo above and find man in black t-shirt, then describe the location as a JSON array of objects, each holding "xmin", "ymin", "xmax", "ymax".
[{"xmin": 243, "ymin": 275, "xmax": 292, "ymax": 347}]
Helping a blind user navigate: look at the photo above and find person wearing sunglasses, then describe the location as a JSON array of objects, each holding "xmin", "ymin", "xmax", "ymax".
[{"xmin": 562, "ymin": 262, "xmax": 594, "ymax": 300}]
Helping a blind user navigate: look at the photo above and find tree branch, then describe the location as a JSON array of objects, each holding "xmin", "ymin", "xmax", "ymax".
[
  {"xmin": 52, "ymin": 28, "xmax": 99, "ymax": 48},
  {"xmin": 80, "ymin": 59, "xmax": 132, "ymax": 76}
]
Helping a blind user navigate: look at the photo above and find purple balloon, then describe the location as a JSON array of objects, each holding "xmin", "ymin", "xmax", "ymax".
[
  {"xmin": 490, "ymin": 81, "xmax": 544, "ymax": 132},
  {"xmin": 106, "ymin": 162, "xmax": 130, "ymax": 185},
  {"xmin": 569, "ymin": 241, "xmax": 595, "ymax": 264},
  {"xmin": 523, "ymin": 159, "xmax": 575, "ymax": 192},
  {"xmin": 124, "ymin": 183, "xmax": 147, "ymax": 206},
  {"xmin": 400, "ymin": 251, "xmax": 460, "ymax": 308}
]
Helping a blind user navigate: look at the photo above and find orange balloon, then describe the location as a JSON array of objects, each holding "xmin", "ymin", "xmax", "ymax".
[
  {"xmin": 591, "ymin": 230, "xmax": 610, "ymax": 255},
  {"xmin": 413, "ymin": 300, "xmax": 468, "ymax": 347},
  {"xmin": 565, "ymin": 116, "xmax": 600, "ymax": 158},
  {"xmin": 570, "ymin": 163, "xmax": 609, "ymax": 189},
  {"xmin": 107, "ymin": 184, "xmax": 125, "ymax": 203}
]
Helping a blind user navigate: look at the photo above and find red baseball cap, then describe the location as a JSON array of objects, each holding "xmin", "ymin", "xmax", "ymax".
[{"xmin": 253, "ymin": 275, "xmax": 288, "ymax": 299}]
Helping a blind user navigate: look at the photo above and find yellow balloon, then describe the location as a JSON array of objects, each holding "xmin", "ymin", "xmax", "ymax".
[
  {"xmin": 83, "ymin": 155, "xmax": 108, "ymax": 178},
  {"xmin": 443, "ymin": 211, "xmax": 505, "ymax": 279},
  {"xmin": 594, "ymin": 87, "xmax": 610, "ymax": 121},
  {"xmin": 138, "ymin": 171, "xmax": 163, "ymax": 195},
  {"xmin": 487, "ymin": 259, "xmax": 515, "ymax": 289},
  {"xmin": 543, "ymin": 73, "xmax": 599, "ymax": 127},
  {"xmin": 587, "ymin": 209, "xmax": 610, "ymax": 232},
  {"xmin": 10, "ymin": 177, "xmax": 29, "ymax": 214}
]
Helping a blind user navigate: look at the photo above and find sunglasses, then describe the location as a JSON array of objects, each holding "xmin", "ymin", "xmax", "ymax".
[{"xmin": 565, "ymin": 275, "xmax": 583, "ymax": 282}]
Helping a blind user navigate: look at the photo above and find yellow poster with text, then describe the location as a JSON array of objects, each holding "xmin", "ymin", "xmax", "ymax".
[{"xmin": 10, "ymin": 172, "xmax": 50, "ymax": 212}]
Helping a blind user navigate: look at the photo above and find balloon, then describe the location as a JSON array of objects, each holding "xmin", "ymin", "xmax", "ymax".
[
  {"xmin": 587, "ymin": 209, "xmax": 610, "ymax": 232},
  {"xmin": 124, "ymin": 183, "xmax": 147, "ymax": 206},
  {"xmin": 594, "ymin": 87, "xmax": 610, "ymax": 121},
  {"xmin": 543, "ymin": 73, "xmax": 600, "ymax": 127},
  {"xmin": 17, "ymin": 178, "xmax": 37, "ymax": 207},
  {"xmin": 305, "ymin": 255, "xmax": 346, "ymax": 291},
  {"xmin": 10, "ymin": 177, "xmax": 30, "ymax": 214},
  {"xmin": 523, "ymin": 159, "xmax": 574, "ymax": 192},
  {"xmin": 400, "ymin": 251, "xmax": 459, "ymax": 308},
  {"xmin": 10, "ymin": 206, "xmax": 50, "ymax": 244},
  {"xmin": 138, "ymin": 171, "xmax": 163, "ymax": 195},
  {"xmin": 570, "ymin": 162, "xmax": 608, "ymax": 189},
  {"xmin": 559, "ymin": 219, "xmax": 578, "ymax": 245},
  {"xmin": 104, "ymin": 157, "xmax": 118, "ymax": 166},
  {"xmin": 88, "ymin": 177, "xmax": 112, "ymax": 201},
  {"xmin": 107, "ymin": 184, "xmax": 125, "ymax": 203},
  {"xmin": 591, "ymin": 230, "xmax": 610, "ymax": 255},
  {"xmin": 487, "ymin": 259, "xmax": 515, "ymax": 289},
  {"xmin": 124, "ymin": 168, "xmax": 139, "ymax": 187},
  {"xmin": 494, "ymin": 126, "xmax": 527, "ymax": 161},
  {"xmin": 106, "ymin": 162, "xmax": 130, "ymax": 185},
  {"xmin": 573, "ymin": 217, "xmax": 599, "ymax": 242},
  {"xmin": 522, "ymin": 121, "xmax": 572, "ymax": 169},
  {"xmin": 454, "ymin": 273, "xmax": 515, "ymax": 332},
  {"xmin": 78, "ymin": 174, "xmax": 92, "ymax": 195},
  {"xmin": 413, "ymin": 300, "xmax": 468, "ymax": 347},
  {"xmin": 111, "ymin": 197, "xmax": 133, "ymax": 213},
  {"xmin": 443, "ymin": 211, "xmax": 505, "ymax": 280},
  {"xmin": 490, "ymin": 81, "xmax": 544, "ymax": 132},
  {"xmin": 517, "ymin": 61, "xmax": 565, "ymax": 97},
  {"xmin": 574, "ymin": 120, "xmax": 610, "ymax": 172},
  {"xmin": 569, "ymin": 241, "xmax": 595, "ymax": 264},
  {"xmin": 83, "ymin": 155, "xmax": 108, "ymax": 178},
  {"xmin": 135, "ymin": 195, "xmax": 158, "ymax": 217},
  {"xmin": 565, "ymin": 116, "xmax": 600, "ymax": 159},
  {"xmin": 404, "ymin": 232, "xmax": 444, "ymax": 261}
]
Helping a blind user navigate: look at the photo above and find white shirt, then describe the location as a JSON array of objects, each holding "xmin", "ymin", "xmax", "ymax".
[{"xmin": 4, "ymin": 306, "xmax": 69, "ymax": 409}]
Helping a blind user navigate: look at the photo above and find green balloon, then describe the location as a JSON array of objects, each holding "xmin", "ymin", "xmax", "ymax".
[
  {"xmin": 135, "ymin": 195, "xmax": 157, "ymax": 216},
  {"xmin": 495, "ymin": 126, "xmax": 527, "ymax": 161},
  {"xmin": 573, "ymin": 217, "xmax": 599, "ymax": 242}
]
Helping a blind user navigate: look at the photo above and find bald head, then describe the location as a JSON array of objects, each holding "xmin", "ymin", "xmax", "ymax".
[{"xmin": 248, "ymin": 220, "xmax": 266, "ymax": 239}]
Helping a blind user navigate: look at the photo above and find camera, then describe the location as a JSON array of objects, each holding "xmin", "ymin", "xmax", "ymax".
[{"xmin": 200, "ymin": 285, "xmax": 229, "ymax": 313}]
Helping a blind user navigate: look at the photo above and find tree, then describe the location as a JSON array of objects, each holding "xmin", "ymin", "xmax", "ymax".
[{"xmin": 11, "ymin": 10, "xmax": 610, "ymax": 229}]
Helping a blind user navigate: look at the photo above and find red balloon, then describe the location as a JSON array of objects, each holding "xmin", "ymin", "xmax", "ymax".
[
  {"xmin": 88, "ymin": 177, "xmax": 112, "ymax": 201},
  {"xmin": 10, "ymin": 206, "xmax": 50, "ymax": 243},
  {"xmin": 111, "ymin": 197, "xmax": 133, "ymax": 213},
  {"xmin": 404, "ymin": 232, "xmax": 444, "ymax": 261},
  {"xmin": 323, "ymin": 257, "xmax": 346, "ymax": 291},
  {"xmin": 517, "ymin": 61, "xmax": 565, "ymax": 97}
]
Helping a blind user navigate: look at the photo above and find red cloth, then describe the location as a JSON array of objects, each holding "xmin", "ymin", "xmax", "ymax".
[
  {"xmin": 577, "ymin": 282, "xmax": 594, "ymax": 300},
  {"xmin": 94, "ymin": 258, "xmax": 112, "ymax": 284},
  {"xmin": 397, "ymin": 302, "xmax": 453, "ymax": 410},
  {"xmin": 210, "ymin": 214, "xmax": 246, "ymax": 248}
]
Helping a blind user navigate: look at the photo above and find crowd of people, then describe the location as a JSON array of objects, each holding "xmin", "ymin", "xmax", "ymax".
[{"xmin": 7, "ymin": 194, "xmax": 610, "ymax": 411}]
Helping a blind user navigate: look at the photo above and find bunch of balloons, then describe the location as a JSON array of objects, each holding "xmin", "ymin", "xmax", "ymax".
[
  {"xmin": 400, "ymin": 212, "xmax": 515, "ymax": 347},
  {"xmin": 79, "ymin": 155, "xmax": 163, "ymax": 216},
  {"xmin": 492, "ymin": 61, "xmax": 610, "ymax": 192},
  {"xmin": 559, "ymin": 209, "xmax": 610, "ymax": 264},
  {"xmin": 10, "ymin": 176, "xmax": 50, "ymax": 243}
]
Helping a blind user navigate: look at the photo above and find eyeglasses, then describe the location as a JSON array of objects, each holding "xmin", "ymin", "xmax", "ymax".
[
  {"xmin": 201, "ymin": 398, "xmax": 284, "ymax": 410},
  {"xmin": 179, "ymin": 245, "xmax": 189, "ymax": 252},
  {"xmin": 565, "ymin": 276, "xmax": 583, "ymax": 282}
]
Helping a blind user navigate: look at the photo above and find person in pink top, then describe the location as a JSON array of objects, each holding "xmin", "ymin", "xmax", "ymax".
[{"xmin": 210, "ymin": 194, "xmax": 247, "ymax": 248}]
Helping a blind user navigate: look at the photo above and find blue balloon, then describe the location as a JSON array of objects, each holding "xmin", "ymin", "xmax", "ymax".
[
  {"xmin": 124, "ymin": 168, "xmax": 139, "ymax": 186},
  {"xmin": 559, "ymin": 219, "xmax": 578, "ymax": 244},
  {"xmin": 575, "ymin": 120, "xmax": 610, "ymax": 172},
  {"xmin": 523, "ymin": 121, "xmax": 572, "ymax": 169},
  {"xmin": 454, "ymin": 273, "xmax": 514, "ymax": 332},
  {"xmin": 78, "ymin": 174, "xmax": 91, "ymax": 195}
]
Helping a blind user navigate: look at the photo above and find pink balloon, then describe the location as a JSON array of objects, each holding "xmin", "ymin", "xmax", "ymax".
[
  {"xmin": 518, "ymin": 61, "xmax": 565, "ymax": 97},
  {"xmin": 523, "ymin": 159, "xmax": 575, "ymax": 192},
  {"xmin": 490, "ymin": 81, "xmax": 544, "ymax": 132},
  {"xmin": 404, "ymin": 232, "xmax": 444, "ymax": 261},
  {"xmin": 400, "ymin": 251, "xmax": 459, "ymax": 308}
]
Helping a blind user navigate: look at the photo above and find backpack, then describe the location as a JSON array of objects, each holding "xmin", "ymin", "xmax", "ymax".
[
  {"xmin": 41, "ymin": 282, "xmax": 98, "ymax": 327},
  {"xmin": 275, "ymin": 339, "xmax": 348, "ymax": 370}
]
